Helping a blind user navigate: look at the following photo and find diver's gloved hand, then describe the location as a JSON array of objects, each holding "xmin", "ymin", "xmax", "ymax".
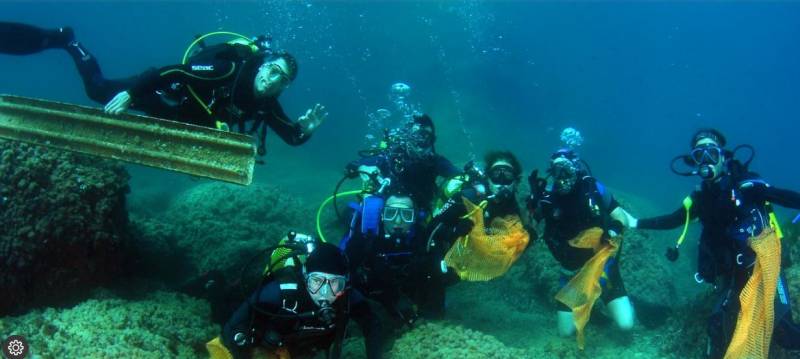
[
  {"xmin": 298, "ymin": 103, "xmax": 328, "ymax": 136},
  {"xmin": 344, "ymin": 162, "xmax": 359, "ymax": 179},
  {"xmin": 260, "ymin": 329, "xmax": 283, "ymax": 348},
  {"xmin": 435, "ymin": 198, "xmax": 467, "ymax": 225},
  {"xmin": 104, "ymin": 91, "xmax": 132, "ymax": 115},
  {"xmin": 665, "ymin": 247, "xmax": 679, "ymax": 262},
  {"xmin": 452, "ymin": 218, "xmax": 475, "ymax": 237}
]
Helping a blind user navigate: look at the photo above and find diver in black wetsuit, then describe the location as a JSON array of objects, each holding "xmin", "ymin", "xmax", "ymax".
[
  {"xmin": 424, "ymin": 151, "xmax": 529, "ymax": 317},
  {"xmin": 631, "ymin": 129, "xmax": 800, "ymax": 358},
  {"xmin": 528, "ymin": 149, "xmax": 637, "ymax": 337},
  {"xmin": 431, "ymin": 151, "xmax": 527, "ymax": 257},
  {"xmin": 339, "ymin": 193, "xmax": 433, "ymax": 325},
  {"xmin": 0, "ymin": 22, "xmax": 326, "ymax": 155},
  {"xmin": 211, "ymin": 242, "xmax": 382, "ymax": 359},
  {"xmin": 347, "ymin": 114, "xmax": 459, "ymax": 213}
]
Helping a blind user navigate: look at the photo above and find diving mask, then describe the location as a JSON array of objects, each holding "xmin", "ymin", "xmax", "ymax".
[
  {"xmin": 382, "ymin": 206, "xmax": 415, "ymax": 223},
  {"xmin": 690, "ymin": 144, "xmax": 723, "ymax": 165},
  {"xmin": 488, "ymin": 165, "xmax": 516, "ymax": 186},
  {"xmin": 551, "ymin": 157, "xmax": 578, "ymax": 194},
  {"xmin": 307, "ymin": 272, "xmax": 347, "ymax": 296}
]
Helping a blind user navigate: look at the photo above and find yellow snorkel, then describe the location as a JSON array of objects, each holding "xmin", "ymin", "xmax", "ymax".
[{"xmin": 666, "ymin": 196, "xmax": 694, "ymax": 262}]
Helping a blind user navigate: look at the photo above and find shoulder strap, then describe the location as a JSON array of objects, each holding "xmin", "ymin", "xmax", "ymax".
[{"xmin": 594, "ymin": 179, "xmax": 613, "ymax": 210}]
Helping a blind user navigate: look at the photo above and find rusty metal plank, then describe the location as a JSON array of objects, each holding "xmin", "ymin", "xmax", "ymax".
[{"xmin": 0, "ymin": 95, "xmax": 255, "ymax": 185}]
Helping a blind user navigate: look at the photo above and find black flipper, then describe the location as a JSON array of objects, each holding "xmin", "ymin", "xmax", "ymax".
[{"xmin": 0, "ymin": 22, "xmax": 73, "ymax": 55}]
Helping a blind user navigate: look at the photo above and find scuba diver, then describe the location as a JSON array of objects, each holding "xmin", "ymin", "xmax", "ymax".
[
  {"xmin": 423, "ymin": 151, "xmax": 531, "ymax": 315},
  {"xmin": 433, "ymin": 150, "xmax": 526, "ymax": 233},
  {"xmin": 0, "ymin": 22, "xmax": 326, "ymax": 156},
  {"xmin": 209, "ymin": 237, "xmax": 382, "ymax": 359},
  {"xmin": 630, "ymin": 129, "xmax": 800, "ymax": 358},
  {"xmin": 528, "ymin": 149, "xmax": 636, "ymax": 345},
  {"xmin": 347, "ymin": 114, "xmax": 458, "ymax": 213},
  {"xmin": 339, "ymin": 193, "xmax": 437, "ymax": 324}
]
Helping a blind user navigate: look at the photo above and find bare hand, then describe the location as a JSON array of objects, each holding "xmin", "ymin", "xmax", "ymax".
[
  {"xmin": 298, "ymin": 103, "xmax": 327, "ymax": 136},
  {"xmin": 104, "ymin": 91, "xmax": 132, "ymax": 115}
]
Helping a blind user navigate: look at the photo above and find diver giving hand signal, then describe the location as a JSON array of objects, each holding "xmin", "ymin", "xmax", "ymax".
[{"xmin": 298, "ymin": 103, "xmax": 328, "ymax": 136}]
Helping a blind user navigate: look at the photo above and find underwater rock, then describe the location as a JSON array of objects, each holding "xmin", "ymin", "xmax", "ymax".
[
  {"xmin": 389, "ymin": 322, "xmax": 528, "ymax": 358},
  {"xmin": 131, "ymin": 182, "xmax": 310, "ymax": 282},
  {"xmin": 0, "ymin": 140, "xmax": 130, "ymax": 316},
  {"xmin": 786, "ymin": 265, "xmax": 800, "ymax": 322},
  {"xmin": 0, "ymin": 290, "xmax": 216, "ymax": 358}
]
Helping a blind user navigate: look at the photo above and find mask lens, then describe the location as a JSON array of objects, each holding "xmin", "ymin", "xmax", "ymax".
[
  {"xmin": 307, "ymin": 275, "xmax": 326, "ymax": 294},
  {"xmin": 552, "ymin": 163, "xmax": 576, "ymax": 181},
  {"xmin": 328, "ymin": 276, "xmax": 346, "ymax": 294},
  {"xmin": 399, "ymin": 208, "xmax": 415, "ymax": 223},
  {"xmin": 307, "ymin": 274, "xmax": 346, "ymax": 296},
  {"xmin": 489, "ymin": 167, "xmax": 515, "ymax": 185},
  {"xmin": 267, "ymin": 64, "xmax": 290, "ymax": 84},
  {"xmin": 382, "ymin": 207, "xmax": 399, "ymax": 221},
  {"xmin": 691, "ymin": 145, "xmax": 722, "ymax": 165}
]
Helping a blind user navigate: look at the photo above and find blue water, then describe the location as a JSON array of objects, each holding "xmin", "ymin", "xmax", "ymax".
[{"xmin": 2, "ymin": 1, "xmax": 799, "ymax": 214}]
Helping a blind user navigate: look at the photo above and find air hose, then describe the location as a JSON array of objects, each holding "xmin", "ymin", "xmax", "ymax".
[{"xmin": 316, "ymin": 190, "xmax": 362, "ymax": 242}]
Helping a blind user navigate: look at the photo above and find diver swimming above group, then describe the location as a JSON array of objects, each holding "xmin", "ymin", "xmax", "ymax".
[{"xmin": 2, "ymin": 21, "xmax": 800, "ymax": 359}]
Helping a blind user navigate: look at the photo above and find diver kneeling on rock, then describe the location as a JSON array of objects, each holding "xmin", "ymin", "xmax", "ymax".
[
  {"xmin": 207, "ymin": 235, "xmax": 382, "ymax": 359},
  {"xmin": 528, "ymin": 148, "xmax": 637, "ymax": 349}
]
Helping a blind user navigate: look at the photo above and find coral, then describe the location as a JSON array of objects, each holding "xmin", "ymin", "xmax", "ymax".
[
  {"xmin": 130, "ymin": 182, "xmax": 312, "ymax": 281},
  {"xmin": 0, "ymin": 290, "xmax": 217, "ymax": 358},
  {"xmin": 388, "ymin": 322, "xmax": 528, "ymax": 358},
  {"xmin": 0, "ymin": 140, "xmax": 131, "ymax": 315},
  {"xmin": 786, "ymin": 265, "xmax": 800, "ymax": 323}
]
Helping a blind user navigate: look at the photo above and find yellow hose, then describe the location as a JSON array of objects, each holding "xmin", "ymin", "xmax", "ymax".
[{"xmin": 316, "ymin": 190, "xmax": 362, "ymax": 242}]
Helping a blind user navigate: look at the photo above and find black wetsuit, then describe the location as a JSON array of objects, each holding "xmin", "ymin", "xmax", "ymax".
[
  {"xmin": 637, "ymin": 170, "xmax": 800, "ymax": 357},
  {"xmin": 532, "ymin": 176, "xmax": 627, "ymax": 308},
  {"xmin": 222, "ymin": 270, "xmax": 382, "ymax": 359},
  {"xmin": 352, "ymin": 153, "xmax": 458, "ymax": 212},
  {"xmin": 339, "ymin": 207, "xmax": 431, "ymax": 323},
  {"xmin": 0, "ymin": 22, "xmax": 308, "ymax": 152}
]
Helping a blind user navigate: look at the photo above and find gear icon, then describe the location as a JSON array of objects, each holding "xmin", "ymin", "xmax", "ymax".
[
  {"xmin": 3, "ymin": 335, "xmax": 29, "ymax": 359},
  {"xmin": 8, "ymin": 340, "xmax": 24, "ymax": 356}
]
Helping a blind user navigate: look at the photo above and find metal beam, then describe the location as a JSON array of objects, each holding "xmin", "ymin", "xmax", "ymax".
[{"xmin": 0, "ymin": 95, "xmax": 255, "ymax": 185}]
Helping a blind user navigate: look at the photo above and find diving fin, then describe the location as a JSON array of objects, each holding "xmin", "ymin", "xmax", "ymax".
[{"xmin": 0, "ymin": 22, "xmax": 73, "ymax": 55}]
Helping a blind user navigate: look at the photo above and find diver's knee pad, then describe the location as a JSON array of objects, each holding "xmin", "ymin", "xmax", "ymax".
[
  {"xmin": 608, "ymin": 296, "xmax": 635, "ymax": 331},
  {"xmin": 557, "ymin": 310, "xmax": 576, "ymax": 337}
]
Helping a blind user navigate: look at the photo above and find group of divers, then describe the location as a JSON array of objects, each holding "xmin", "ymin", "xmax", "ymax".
[{"xmin": 2, "ymin": 22, "xmax": 800, "ymax": 359}]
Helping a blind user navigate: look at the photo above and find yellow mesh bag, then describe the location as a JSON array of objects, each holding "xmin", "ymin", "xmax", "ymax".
[
  {"xmin": 553, "ymin": 227, "xmax": 620, "ymax": 350},
  {"xmin": 724, "ymin": 228, "xmax": 781, "ymax": 359},
  {"xmin": 207, "ymin": 337, "xmax": 234, "ymax": 359},
  {"xmin": 444, "ymin": 197, "xmax": 530, "ymax": 281},
  {"xmin": 206, "ymin": 336, "xmax": 291, "ymax": 359}
]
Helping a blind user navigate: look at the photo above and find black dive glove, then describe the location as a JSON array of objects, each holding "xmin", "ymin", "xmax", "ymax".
[
  {"xmin": 436, "ymin": 198, "xmax": 467, "ymax": 225},
  {"xmin": 344, "ymin": 162, "xmax": 360, "ymax": 179},
  {"xmin": 665, "ymin": 247, "xmax": 679, "ymax": 262},
  {"xmin": 452, "ymin": 218, "xmax": 475, "ymax": 237}
]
